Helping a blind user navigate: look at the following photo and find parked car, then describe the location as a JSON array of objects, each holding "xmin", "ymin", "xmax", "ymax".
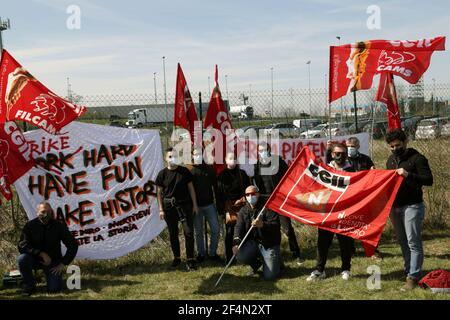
[
  {"xmin": 401, "ymin": 116, "xmax": 424, "ymax": 139},
  {"xmin": 415, "ymin": 118, "xmax": 443, "ymax": 139},
  {"xmin": 363, "ymin": 121, "xmax": 388, "ymax": 139},
  {"xmin": 329, "ymin": 122, "xmax": 352, "ymax": 136},
  {"xmin": 348, "ymin": 120, "xmax": 371, "ymax": 134},
  {"xmin": 263, "ymin": 123, "xmax": 301, "ymax": 138},
  {"xmin": 299, "ymin": 124, "xmax": 328, "ymax": 139},
  {"xmin": 440, "ymin": 117, "xmax": 450, "ymax": 138},
  {"xmin": 293, "ymin": 118, "xmax": 322, "ymax": 131}
]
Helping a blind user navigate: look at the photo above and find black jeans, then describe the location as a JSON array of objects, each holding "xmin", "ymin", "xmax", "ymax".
[
  {"xmin": 316, "ymin": 228, "xmax": 354, "ymax": 272},
  {"xmin": 164, "ymin": 204, "xmax": 195, "ymax": 260},
  {"xmin": 279, "ymin": 215, "xmax": 301, "ymax": 256}
]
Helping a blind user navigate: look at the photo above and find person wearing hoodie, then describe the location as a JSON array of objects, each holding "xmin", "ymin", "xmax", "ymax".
[{"xmin": 385, "ymin": 129, "xmax": 433, "ymax": 291}]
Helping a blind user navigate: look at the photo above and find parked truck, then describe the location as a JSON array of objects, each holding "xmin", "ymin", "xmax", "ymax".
[{"xmin": 125, "ymin": 107, "xmax": 172, "ymax": 127}]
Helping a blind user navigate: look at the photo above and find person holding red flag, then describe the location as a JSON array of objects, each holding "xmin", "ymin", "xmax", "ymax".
[{"xmin": 173, "ymin": 63, "xmax": 198, "ymax": 141}]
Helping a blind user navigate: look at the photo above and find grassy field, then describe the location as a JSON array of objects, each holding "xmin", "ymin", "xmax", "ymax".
[{"xmin": 1, "ymin": 227, "xmax": 449, "ymax": 300}]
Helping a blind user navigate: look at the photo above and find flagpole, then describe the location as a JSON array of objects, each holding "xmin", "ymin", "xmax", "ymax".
[
  {"xmin": 197, "ymin": 91, "xmax": 208, "ymax": 255},
  {"xmin": 214, "ymin": 206, "xmax": 266, "ymax": 288}
]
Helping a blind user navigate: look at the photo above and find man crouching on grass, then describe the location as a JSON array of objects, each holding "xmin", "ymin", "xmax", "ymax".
[
  {"xmin": 232, "ymin": 185, "xmax": 282, "ymax": 280},
  {"xmin": 17, "ymin": 202, "xmax": 78, "ymax": 296}
]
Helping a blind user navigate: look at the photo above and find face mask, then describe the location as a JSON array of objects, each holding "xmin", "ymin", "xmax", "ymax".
[
  {"xmin": 392, "ymin": 148, "xmax": 405, "ymax": 157},
  {"xmin": 259, "ymin": 151, "xmax": 271, "ymax": 164},
  {"xmin": 246, "ymin": 195, "xmax": 258, "ymax": 206},
  {"xmin": 38, "ymin": 212, "xmax": 51, "ymax": 224},
  {"xmin": 226, "ymin": 159, "xmax": 236, "ymax": 168},
  {"xmin": 333, "ymin": 153, "xmax": 346, "ymax": 165},
  {"xmin": 193, "ymin": 155, "xmax": 202, "ymax": 164},
  {"xmin": 347, "ymin": 147, "xmax": 358, "ymax": 158},
  {"xmin": 167, "ymin": 157, "xmax": 178, "ymax": 166}
]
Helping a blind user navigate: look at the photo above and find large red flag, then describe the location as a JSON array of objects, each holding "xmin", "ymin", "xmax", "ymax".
[
  {"xmin": 0, "ymin": 121, "xmax": 35, "ymax": 204},
  {"xmin": 0, "ymin": 49, "xmax": 87, "ymax": 134},
  {"xmin": 174, "ymin": 63, "xmax": 198, "ymax": 140},
  {"xmin": 376, "ymin": 73, "xmax": 401, "ymax": 129},
  {"xmin": 329, "ymin": 36, "xmax": 446, "ymax": 103},
  {"xmin": 265, "ymin": 147, "xmax": 403, "ymax": 256},
  {"xmin": 203, "ymin": 65, "xmax": 233, "ymax": 174}
]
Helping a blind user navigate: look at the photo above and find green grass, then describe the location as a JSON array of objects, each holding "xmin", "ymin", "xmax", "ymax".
[{"xmin": 1, "ymin": 229, "xmax": 449, "ymax": 300}]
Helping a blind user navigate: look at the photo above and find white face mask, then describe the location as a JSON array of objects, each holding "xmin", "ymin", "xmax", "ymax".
[
  {"xmin": 347, "ymin": 147, "xmax": 358, "ymax": 158},
  {"xmin": 259, "ymin": 150, "xmax": 271, "ymax": 164},
  {"xmin": 246, "ymin": 195, "xmax": 258, "ymax": 206},
  {"xmin": 167, "ymin": 156, "xmax": 178, "ymax": 166},
  {"xmin": 193, "ymin": 154, "xmax": 202, "ymax": 164}
]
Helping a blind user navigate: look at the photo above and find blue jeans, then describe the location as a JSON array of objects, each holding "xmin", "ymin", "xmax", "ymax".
[
  {"xmin": 17, "ymin": 253, "xmax": 63, "ymax": 292},
  {"xmin": 194, "ymin": 203, "xmax": 220, "ymax": 257},
  {"xmin": 390, "ymin": 202, "xmax": 425, "ymax": 280},
  {"xmin": 237, "ymin": 239, "xmax": 281, "ymax": 280}
]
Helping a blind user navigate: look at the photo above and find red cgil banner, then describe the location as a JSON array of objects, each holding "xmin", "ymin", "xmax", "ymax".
[
  {"xmin": 329, "ymin": 37, "xmax": 446, "ymax": 103},
  {"xmin": 265, "ymin": 147, "xmax": 403, "ymax": 256}
]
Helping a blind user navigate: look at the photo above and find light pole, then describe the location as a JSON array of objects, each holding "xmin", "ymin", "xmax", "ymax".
[
  {"xmin": 271, "ymin": 67, "xmax": 274, "ymax": 119},
  {"xmin": 162, "ymin": 56, "xmax": 168, "ymax": 129},
  {"xmin": 153, "ymin": 72, "xmax": 158, "ymax": 104},
  {"xmin": 0, "ymin": 18, "xmax": 11, "ymax": 59},
  {"xmin": 306, "ymin": 61, "xmax": 311, "ymax": 118}
]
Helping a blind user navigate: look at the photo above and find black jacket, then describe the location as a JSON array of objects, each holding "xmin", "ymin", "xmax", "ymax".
[
  {"xmin": 348, "ymin": 153, "xmax": 374, "ymax": 172},
  {"xmin": 190, "ymin": 164, "xmax": 219, "ymax": 207},
  {"xmin": 218, "ymin": 167, "xmax": 250, "ymax": 203},
  {"xmin": 233, "ymin": 200, "xmax": 281, "ymax": 249},
  {"xmin": 386, "ymin": 148, "xmax": 433, "ymax": 207},
  {"xmin": 18, "ymin": 218, "xmax": 78, "ymax": 265},
  {"xmin": 253, "ymin": 155, "xmax": 288, "ymax": 198}
]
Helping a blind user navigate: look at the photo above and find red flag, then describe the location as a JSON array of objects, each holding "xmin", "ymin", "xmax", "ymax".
[
  {"xmin": 174, "ymin": 63, "xmax": 198, "ymax": 140},
  {"xmin": 376, "ymin": 73, "xmax": 401, "ymax": 129},
  {"xmin": 0, "ymin": 121, "xmax": 35, "ymax": 203},
  {"xmin": 0, "ymin": 49, "xmax": 86, "ymax": 134},
  {"xmin": 265, "ymin": 147, "xmax": 403, "ymax": 256},
  {"xmin": 203, "ymin": 65, "xmax": 233, "ymax": 174},
  {"xmin": 329, "ymin": 36, "xmax": 446, "ymax": 103}
]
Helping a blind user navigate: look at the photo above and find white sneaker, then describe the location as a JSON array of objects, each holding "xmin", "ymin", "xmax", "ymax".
[
  {"xmin": 341, "ymin": 270, "xmax": 350, "ymax": 280},
  {"xmin": 306, "ymin": 270, "xmax": 326, "ymax": 281}
]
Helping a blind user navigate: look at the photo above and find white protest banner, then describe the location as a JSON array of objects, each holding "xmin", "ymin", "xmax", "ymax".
[
  {"xmin": 14, "ymin": 122, "xmax": 166, "ymax": 260},
  {"xmin": 238, "ymin": 132, "xmax": 370, "ymax": 177}
]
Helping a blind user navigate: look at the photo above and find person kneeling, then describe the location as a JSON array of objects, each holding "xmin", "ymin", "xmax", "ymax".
[{"xmin": 232, "ymin": 186, "xmax": 282, "ymax": 281}]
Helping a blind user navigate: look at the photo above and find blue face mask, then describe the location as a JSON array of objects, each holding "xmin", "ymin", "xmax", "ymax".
[
  {"xmin": 347, "ymin": 147, "xmax": 358, "ymax": 158},
  {"xmin": 246, "ymin": 195, "xmax": 259, "ymax": 206}
]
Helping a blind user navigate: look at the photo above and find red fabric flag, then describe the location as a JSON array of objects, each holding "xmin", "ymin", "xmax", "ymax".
[
  {"xmin": 0, "ymin": 121, "xmax": 35, "ymax": 203},
  {"xmin": 329, "ymin": 36, "xmax": 446, "ymax": 103},
  {"xmin": 203, "ymin": 65, "xmax": 233, "ymax": 174},
  {"xmin": 265, "ymin": 147, "xmax": 403, "ymax": 256},
  {"xmin": 0, "ymin": 49, "xmax": 87, "ymax": 134},
  {"xmin": 376, "ymin": 73, "xmax": 401, "ymax": 129},
  {"xmin": 174, "ymin": 63, "xmax": 198, "ymax": 140}
]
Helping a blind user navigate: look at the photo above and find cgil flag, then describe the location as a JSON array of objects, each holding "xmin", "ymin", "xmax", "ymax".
[
  {"xmin": 0, "ymin": 49, "xmax": 87, "ymax": 134},
  {"xmin": 329, "ymin": 36, "xmax": 446, "ymax": 103},
  {"xmin": 375, "ymin": 73, "xmax": 401, "ymax": 130},
  {"xmin": 265, "ymin": 147, "xmax": 404, "ymax": 256},
  {"xmin": 203, "ymin": 65, "xmax": 233, "ymax": 174},
  {"xmin": 173, "ymin": 63, "xmax": 198, "ymax": 141}
]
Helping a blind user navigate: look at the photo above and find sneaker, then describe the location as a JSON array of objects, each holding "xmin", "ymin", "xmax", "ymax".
[
  {"xmin": 186, "ymin": 260, "xmax": 197, "ymax": 271},
  {"xmin": 341, "ymin": 270, "xmax": 350, "ymax": 281},
  {"xmin": 292, "ymin": 252, "xmax": 305, "ymax": 266},
  {"xmin": 306, "ymin": 270, "xmax": 326, "ymax": 281},
  {"xmin": 400, "ymin": 276, "xmax": 417, "ymax": 291},
  {"xmin": 196, "ymin": 255, "xmax": 205, "ymax": 263},
  {"xmin": 170, "ymin": 258, "xmax": 181, "ymax": 268}
]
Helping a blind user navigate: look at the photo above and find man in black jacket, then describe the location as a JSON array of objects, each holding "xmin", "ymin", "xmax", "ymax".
[
  {"xmin": 232, "ymin": 185, "xmax": 281, "ymax": 280},
  {"xmin": 17, "ymin": 202, "xmax": 78, "ymax": 296},
  {"xmin": 253, "ymin": 142, "xmax": 303, "ymax": 265},
  {"xmin": 385, "ymin": 129, "xmax": 433, "ymax": 291}
]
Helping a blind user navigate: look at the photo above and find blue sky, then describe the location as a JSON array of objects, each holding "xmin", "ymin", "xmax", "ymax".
[{"xmin": 1, "ymin": 0, "xmax": 449, "ymax": 97}]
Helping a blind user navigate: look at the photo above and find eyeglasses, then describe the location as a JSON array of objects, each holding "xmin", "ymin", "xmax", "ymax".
[{"xmin": 245, "ymin": 192, "xmax": 257, "ymax": 196}]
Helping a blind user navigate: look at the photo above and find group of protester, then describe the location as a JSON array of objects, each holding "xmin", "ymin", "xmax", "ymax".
[{"xmin": 16, "ymin": 128, "xmax": 433, "ymax": 295}]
